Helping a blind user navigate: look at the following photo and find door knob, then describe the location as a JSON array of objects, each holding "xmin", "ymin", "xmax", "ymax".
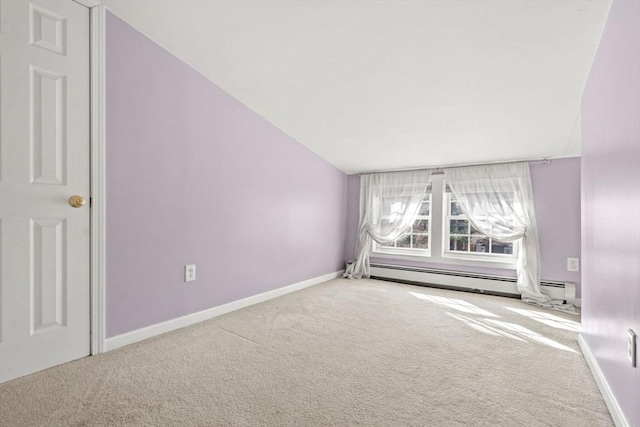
[{"xmin": 68, "ymin": 195, "xmax": 86, "ymax": 208}]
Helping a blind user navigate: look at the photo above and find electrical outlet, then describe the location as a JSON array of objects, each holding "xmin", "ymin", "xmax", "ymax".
[
  {"xmin": 185, "ymin": 264, "xmax": 196, "ymax": 282},
  {"xmin": 629, "ymin": 329, "xmax": 637, "ymax": 367},
  {"xmin": 567, "ymin": 257, "xmax": 580, "ymax": 272}
]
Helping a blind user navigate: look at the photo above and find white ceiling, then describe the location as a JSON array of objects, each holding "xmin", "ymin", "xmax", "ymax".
[{"xmin": 102, "ymin": 0, "xmax": 612, "ymax": 174}]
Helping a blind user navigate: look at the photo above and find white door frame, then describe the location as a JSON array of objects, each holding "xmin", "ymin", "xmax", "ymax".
[{"xmin": 74, "ymin": 0, "xmax": 107, "ymax": 355}]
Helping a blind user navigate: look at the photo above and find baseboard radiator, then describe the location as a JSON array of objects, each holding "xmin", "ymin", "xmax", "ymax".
[{"xmin": 362, "ymin": 262, "xmax": 575, "ymax": 304}]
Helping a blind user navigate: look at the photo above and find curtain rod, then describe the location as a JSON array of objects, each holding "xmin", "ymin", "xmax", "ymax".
[{"xmin": 354, "ymin": 157, "xmax": 555, "ymax": 176}]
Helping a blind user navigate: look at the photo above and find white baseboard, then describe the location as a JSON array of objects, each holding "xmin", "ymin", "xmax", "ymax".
[
  {"xmin": 105, "ymin": 270, "xmax": 344, "ymax": 352},
  {"xmin": 578, "ymin": 335, "xmax": 629, "ymax": 427}
]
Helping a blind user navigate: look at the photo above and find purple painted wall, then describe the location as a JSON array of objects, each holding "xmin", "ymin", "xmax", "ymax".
[
  {"xmin": 106, "ymin": 13, "xmax": 347, "ymax": 338},
  {"xmin": 581, "ymin": 0, "xmax": 640, "ymax": 425},
  {"xmin": 345, "ymin": 158, "xmax": 582, "ymax": 295},
  {"xmin": 531, "ymin": 158, "xmax": 582, "ymax": 288}
]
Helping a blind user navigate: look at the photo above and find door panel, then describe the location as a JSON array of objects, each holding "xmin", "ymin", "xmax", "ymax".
[
  {"xmin": 31, "ymin": 66, "xmax": 68, "ymax": 185},
  {"xmin": 0, "ymin": 0, "xmax": 90, "ymax": 383},
  {"xmin": 31, "ymin": 218, "xmax": 67, "ymax": 333}
]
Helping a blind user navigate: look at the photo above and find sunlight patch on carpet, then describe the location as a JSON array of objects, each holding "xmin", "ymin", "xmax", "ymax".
[
  {"xmin": 445, "ymin": 311, "xmax": 578, "ymax": 353},
  {"xmin": 409, "ymin": 292, "xmax": 499, "ymax": 317},
  {"xmin": 504, "ymin": 307, "xmax": 581, "ymax": 332},
  {"xmin": 446, "ymin": 312, "xmax": 525, "ymax": 341}
]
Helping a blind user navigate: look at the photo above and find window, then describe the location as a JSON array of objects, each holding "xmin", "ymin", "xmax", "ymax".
[
  {"xmin": 373, "ymin": 188, "xmax": 431, "ymax": 256},
  {"xmin": 445, "ymin": 192, "xmax": 515, "ymax": 259},
  {"xmin": 369, "ymin": 175, "xmax": 517, "ymax": 268}
]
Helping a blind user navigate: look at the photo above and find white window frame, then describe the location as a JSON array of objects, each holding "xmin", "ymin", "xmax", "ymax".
[
  {"xmin": 443, "ymin": 191, "xmax": 518, "ymax": 263},
  {"xmin": 371, "ymin": 190, "xmax": 432, "ymax": 258},
  {"xmin": 369, "ymin": 175, "xmax": 517, "ymax": 270}
]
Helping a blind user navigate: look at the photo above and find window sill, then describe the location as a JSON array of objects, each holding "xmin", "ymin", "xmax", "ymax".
[
  {"xmin": 369, "ymin": 251, "xmax": 517, "ymax": 271},
  {"xmin": 440, "ymin": 253, "xmax": 517, "ymax": 270},
  {"xmin": 370, "ymin": 251, "xmax": 432, "ymax": 262},
  {"xmin": 370, "ymin": 249, "xmax": 431, "ymax": 261}
]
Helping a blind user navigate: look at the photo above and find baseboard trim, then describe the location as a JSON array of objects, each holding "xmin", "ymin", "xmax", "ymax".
[
  {"xmin": 105, "ymin": 270, "xmax": 344, "ymax": 352},
  {"xmin": 578, "ymin": 335, "xmax": 629, "ymax": 427}
]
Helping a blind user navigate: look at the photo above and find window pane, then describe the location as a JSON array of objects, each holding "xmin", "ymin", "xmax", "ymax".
[
  {"xmin": 450, "ymin": 219, "xmax": 469, "ymax": 234},
  {"xmin": 470, "ymin": 235, "xmax": 489, "ymax": 253},
  {"xmin": 396, "ymin": 234, "xmax": 411, "ymax": 248},
  {"xmin": 413, "ymin": 219, "xmax": 429, "ymax": 233},
  {"xmin": 418, "ymin": 202, "xmax": 430, "ymax": 216},
  {"xmin": 491, "ymin": 241, "xmax": 513, "ymax": 254},
  {"xmin": 470, "ymin": 225, "xmax": 483, "ymax": 235},
  {"xmin": 451, "ymin": 201, "xmax": 464, "ymax": 216},
  {"xmin": 449, "ymin": 236, "xmax": 468, "ymax": 252},
  {"xmin": 413, "ymin": 234, "xmax": 429, "ymax": 249}
]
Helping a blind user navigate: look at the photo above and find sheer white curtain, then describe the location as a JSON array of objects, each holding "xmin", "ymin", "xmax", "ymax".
[
  {"xmin": 345, "ymin": 170, "xmax": 431, "ymax": 279},
  {"xmin": 444, "ymin": 162, "xmax": 571, "ymax": 310}
]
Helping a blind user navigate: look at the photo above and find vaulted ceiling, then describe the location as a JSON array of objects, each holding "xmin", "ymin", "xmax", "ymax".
[{"xmin": 102, "ymin": 0, "xmax": 612, "ymax": 174}]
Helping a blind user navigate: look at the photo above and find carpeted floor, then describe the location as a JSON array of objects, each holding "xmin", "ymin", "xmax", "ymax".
[{"xmin": 0, "ymin": 278, "xmax": 612, "ymax": 426}]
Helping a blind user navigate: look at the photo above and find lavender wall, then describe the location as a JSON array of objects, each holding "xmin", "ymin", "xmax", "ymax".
[
  {"xmin": 106, "ymin": 13, "xmax": 347, "ymax": 338},
  {"xmin": 531, "ymin": 158, "xmax": 582, "ymax": 288},
  {"xmin": 581, "ymin": 0, "xmax": 640, "ymax": 425},
  {"xmin": 345, "ymin": 158, "xmax": 582, "ymax": 295}
]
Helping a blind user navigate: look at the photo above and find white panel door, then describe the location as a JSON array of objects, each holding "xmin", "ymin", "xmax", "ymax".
[{"xmin": 0, "ymin": 0, "xmax": 90, "ymax": 383}]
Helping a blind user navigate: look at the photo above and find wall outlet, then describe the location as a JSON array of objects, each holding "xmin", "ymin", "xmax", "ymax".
[
  {"xmin": 567, "ymin": 257, "xmax": 580, "ymax": 272},
  {"xmin": 629, "ymin": 329, "xmax": 637, "ymax": 367},
  {"xmin": 185, "ymin": 264, "xmax": 196, "ymax": 282}
]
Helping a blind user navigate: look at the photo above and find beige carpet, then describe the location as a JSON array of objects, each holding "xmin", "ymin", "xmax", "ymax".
[{"xmin": 0, "ymin": 278, "xmax": 612, "ymax": 426}]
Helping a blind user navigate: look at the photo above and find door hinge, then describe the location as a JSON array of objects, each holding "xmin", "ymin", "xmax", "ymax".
[{"xmin": 90, "ymin": 197, "xmax": 93, "ymax": 208}]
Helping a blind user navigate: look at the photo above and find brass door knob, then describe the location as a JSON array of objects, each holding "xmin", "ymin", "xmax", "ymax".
[{"xmin": 68, "ymin": 195, "xmax": 86, "ymax": 208}]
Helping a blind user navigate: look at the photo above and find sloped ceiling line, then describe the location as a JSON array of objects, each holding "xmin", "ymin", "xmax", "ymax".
[{"xmin": 102, "ymin": 0, "xmax": 612, "ymax": 174}]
